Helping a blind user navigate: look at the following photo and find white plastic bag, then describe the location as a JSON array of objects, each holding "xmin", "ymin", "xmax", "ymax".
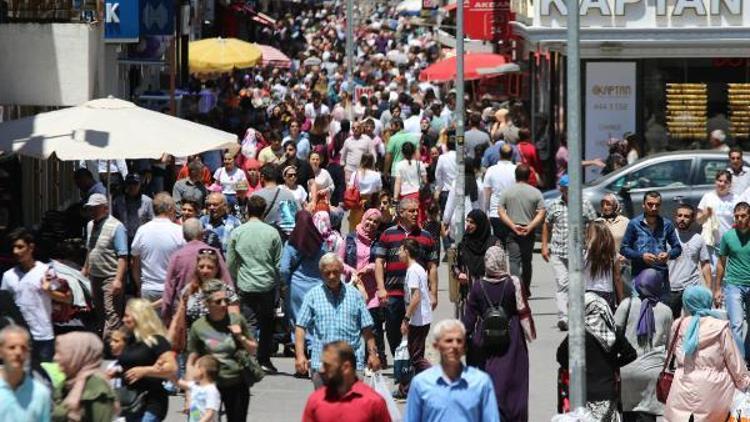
[
  {"xmin": 729, "ymin": 389, "xmax": 750, "ymax": 422},
  {"xmin": 366, "ymin": 372, "xmax": 402, "ymax": 422},
  {"xmin": 550, "ymin": 408, "xmax": 597, "ymax": 422},
  {"xmin": 393, "ymin": 339, "xmax": 413, "ymax": 384}
]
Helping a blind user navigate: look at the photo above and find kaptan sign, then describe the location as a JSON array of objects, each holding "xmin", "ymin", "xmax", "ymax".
[{"xmin": 541, "ymin": 0, "xmax": 742, "ymax": 16}]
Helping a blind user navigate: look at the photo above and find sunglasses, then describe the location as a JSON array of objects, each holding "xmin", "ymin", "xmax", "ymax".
[
  {"xmin": 198, "ymin": 248, "xmax": 217, "ymax": 256},
  {"xmin": 285, "ymin": 173, "xmax": 298, "ymax": 178},
  {"xmin": 210, "ymin": 298, "xmax": 229, "ymax": 305}
]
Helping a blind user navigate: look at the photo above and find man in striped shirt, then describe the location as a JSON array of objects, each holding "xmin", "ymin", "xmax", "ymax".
[{"xmin": 374, "ymin": 197, "xmax": 438, "ymax": 360}]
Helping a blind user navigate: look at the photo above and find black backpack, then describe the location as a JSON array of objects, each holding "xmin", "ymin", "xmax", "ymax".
[{"xmin": 479, "ymin": 279, "xmax": 511, "ymax": 354}]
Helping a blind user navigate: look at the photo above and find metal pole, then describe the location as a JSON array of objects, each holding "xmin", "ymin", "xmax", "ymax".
[
  {"xmin": 345, "ymin": 0, "xmax": 355, "ymax": 121},
  {"xmin": 566, "ymin": 0, "xmax": 586, "ymax": 412},
  {"xmin": 454, "ymin": 0, "xmax": 465, "ymax": 242}
]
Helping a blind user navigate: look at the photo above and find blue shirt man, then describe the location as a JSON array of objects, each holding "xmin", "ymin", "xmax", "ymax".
[
  {"xmin": 406, "ymin": 320, "xmax": 499, "ymax": 422},
  {"xmin": 0, "ymin": 326, "xmax": 52, "ymax": 421},
  {"xmin": 620, "ymin": 191, "xmax": 682, "ymax": 281}
]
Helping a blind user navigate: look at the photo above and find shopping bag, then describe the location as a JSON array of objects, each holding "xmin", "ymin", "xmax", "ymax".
[
  {"xmin": 393, "ymin": 339, "xmax": 413, "ymax": 384},
  {"xmin": 550, "ymin": 408, "xmax": 597, "ymax": 422},
  {"xmin": 729, "ymin": 389, "xmax": 750, "ymax": 422},
  {"xmin": 365, "ymin": 372, "xmax": 403, "ymax": 422}
]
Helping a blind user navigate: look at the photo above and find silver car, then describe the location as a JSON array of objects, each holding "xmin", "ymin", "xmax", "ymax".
[{"xmin": 543, "ymin": 150, "xmax": 750, "ymax": 218}]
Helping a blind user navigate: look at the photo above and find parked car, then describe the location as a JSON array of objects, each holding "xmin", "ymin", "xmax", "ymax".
[{"xmin": 543, "ymin": 150, "xmax": 750, "ymax": 218}]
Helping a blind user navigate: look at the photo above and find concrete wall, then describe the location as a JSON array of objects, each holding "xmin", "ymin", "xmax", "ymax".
[{"xmin": 0, "ymin": 23, "xmax": 102, "ymax": 106}]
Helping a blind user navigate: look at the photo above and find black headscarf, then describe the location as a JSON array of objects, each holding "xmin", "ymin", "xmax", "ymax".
[
  {"xmin": 459, "ymin": 209, "xmax": 496, "ymax": 277},
  {"xmin": 288, "ymin": 210, "xmax": 324, "ymax": 257}
]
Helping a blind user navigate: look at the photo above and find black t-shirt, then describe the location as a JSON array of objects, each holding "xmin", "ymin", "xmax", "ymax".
[{"xmin": 118, "ymin": 334, "xmax": 171, "ymax": 418}]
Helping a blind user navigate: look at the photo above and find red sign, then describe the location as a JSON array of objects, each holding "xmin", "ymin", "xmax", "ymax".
[
  {"xmin": 355, "ymin": 86, "xmax": 374, "ymax": 99},
  {"xmin": 464, "ymin": 0, "xmax": 513, "ymax": 42}
]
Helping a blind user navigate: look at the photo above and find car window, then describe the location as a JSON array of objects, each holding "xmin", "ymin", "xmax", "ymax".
[
  {"xmin": 623, "ymin": 160, "xmax": 691, "ymax": 189},
  {"xmin": 696, "ymin": 159, "xmax": 727, "ymax": 185}
]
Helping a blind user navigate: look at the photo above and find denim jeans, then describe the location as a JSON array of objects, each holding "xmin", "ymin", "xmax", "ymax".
[
  {"xmin": 724, "ymin": 283, "xmax": 750, "ymax": 359},
  {"xmin": 372, "ymin": 295, "xmax": 406, "ymax": 357},
  {"xmin": 368, "ymin": 307, "xmax": 387, "ymax": 363},
  {"xmin": 239, "ymin": 289, "xmax": 276, "ymax": 364}
]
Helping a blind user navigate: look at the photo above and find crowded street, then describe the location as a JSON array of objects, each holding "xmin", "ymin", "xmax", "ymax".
[{"xmin": 3, "ymin": 0, "xmax": 750, "ymax": 421}]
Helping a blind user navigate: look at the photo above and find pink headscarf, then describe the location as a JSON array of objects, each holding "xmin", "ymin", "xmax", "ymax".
[
  {"xmin": 313, "ymin": 211, "xmax": 343, "ymax": 254},
  {"xmin": 355, "ymin": 208, "xmax": 382, "ymax": 244},
  {"xmin": 56, "ymin": 332, "xmax": 109, "ymax": 421}
]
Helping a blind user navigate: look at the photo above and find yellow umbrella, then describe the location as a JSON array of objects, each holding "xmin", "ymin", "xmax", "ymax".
[{"xmin": 189, "ymin": 37, "xmax": 262, "ymax": 73}]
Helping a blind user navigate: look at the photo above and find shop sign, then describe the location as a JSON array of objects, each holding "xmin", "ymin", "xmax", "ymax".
[
  {"xmin": 104, "ymin": 0, "xmax": 140, "ymax": 43},
  {"xmin": 465, "ymin": 0, "xmax": 513, "ymax": 42},
  {"xmin": 141, "ymin": 0, "xmax": 174, "ymax": 36},
  {"xmin": 540, "ymin": 0, "xmax": 742, "ymax": 16},
  {"xmin": 584, "ymin": 62, "xmax": 636, "ymax": 181},
  {"xmin": 355, "ymin": 86, "xmax": 374, "ymax": 99}
]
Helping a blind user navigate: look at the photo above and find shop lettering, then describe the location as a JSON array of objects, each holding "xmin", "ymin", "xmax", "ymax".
[
  {"xmin": 592, "ymin": 84, "xmax": 632, "ymax": 97},
  {"xmin": 541, "ymin": 0, "xmax": 742, "ymax": 16}
]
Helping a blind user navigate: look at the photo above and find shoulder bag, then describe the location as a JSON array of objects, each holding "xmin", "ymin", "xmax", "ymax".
[
  {"xmin": 343, "ymin": 171, "xmax": 361, "ymax": 210},
  {"xmin": 656, "ymin": 317, "xmax": 687, "ymax": 403}
]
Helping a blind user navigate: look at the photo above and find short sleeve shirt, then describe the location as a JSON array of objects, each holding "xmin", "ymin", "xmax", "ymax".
[
  {"xmin": 405, "ymin": 262, "xmax": 431, "ymax": 327},
  {"xmin": 187, "ymin": 313, "xmax": 253, "ymax": 385},
  {"xmin": 719, "ymin": 229, "xmax": 750, "ymax": 287},
  {"xmin": 0, "ymin": 262, "xmax": 53, "ymax": 341},
  {"xmin": 188, "ymin": 382, "xmax": 221, "ymax": 422},
  {"xmin": 668, "ymin": 230, "xmax": 709, "ymax": 291},
  {"xmin": 498, "ymin": 182, "xmax": 545, "ymax": 225}
]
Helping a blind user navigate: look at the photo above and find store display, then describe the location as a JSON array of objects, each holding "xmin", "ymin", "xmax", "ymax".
[
  {"xmin": 728, "ymin": 83, "xmax": 750, "ymax": 139},
  {"xmin": 666, "ymin": 83, "xmax": 707, "ymax": 140}
]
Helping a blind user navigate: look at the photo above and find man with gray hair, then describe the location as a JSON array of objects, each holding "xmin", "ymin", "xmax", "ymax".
[
  {"xmin": 406, "ymin": 320, "xmax": 499, "ymax": 422},
  {"xmin": 161, "ymin": 218, "xmax": 230, "ymax": 323},
  {"xmin": 0, "ymin": 326, "xmax": 52, "ymax": 419},
  {"xmin": 131, "ymin": 192, "xmax": 185, "ymax": 307},
  {"xmin": 374, "ymin": 197, "xmax": 438, "ymax": 364},
  {"xmin": 201, "ymin": 192, "xmax": 242, "ymax": 253},
  {"xmin": 295, "ymin": 252, "xmax": 381, "ymax": 388}
]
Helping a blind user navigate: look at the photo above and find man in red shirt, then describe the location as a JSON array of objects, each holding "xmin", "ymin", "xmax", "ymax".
[{"xmin": 302, "ymin": 341, "xmax": 391, "ymax": 422}]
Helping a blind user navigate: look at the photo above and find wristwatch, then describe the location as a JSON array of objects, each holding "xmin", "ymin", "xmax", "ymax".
[{"xmin": 403, "ymin": 316, "xmax": 410, "ymax": 323}]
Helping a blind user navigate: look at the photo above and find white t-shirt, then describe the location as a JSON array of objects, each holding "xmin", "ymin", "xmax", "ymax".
[
  {"xmin": 584, "ymin": 256, "xmax": 614, "ymax": 293},
  {"xmin": 349, "ymin": 169, "xmax": 383, "ymax": 195},
  {"xmin": 395, "ymin": 159, "xmax": 427, "ymax": 196},
  {"xmin": 484, "ymin": 161, "xmax": 517, "ymax": 216},
  {"xmin": 188, "ymin": 381, "xmax": 221, "ymax": 422},
  {"xmin": 312, "ymin": 169, "xmax": 335, "ymax": 194},
  {"xmin": 283, "ymin": 184, "xmax": 308, "ymax": 207},
  {"xmin": 698, "ymin": 190, "xmax": 736, "ymax": 246},
  {"xmin": 131, "ymin": 217, "xmax": 186, "ymax": 293},
  {"xmin": 405, "ymin": 262, "xmax": 432, "ymax": 327},
  {"xmin": 1, "ymin": 262, "xmax": 54, "ymax": 340},
  {"xmin": 213, "ymin": 167, "xmax": 247, "ymax": 195}
]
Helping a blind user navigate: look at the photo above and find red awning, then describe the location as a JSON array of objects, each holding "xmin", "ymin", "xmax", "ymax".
[{"xmin": 419, "ymin": 53, "xmax": 510, "ymax": 82}]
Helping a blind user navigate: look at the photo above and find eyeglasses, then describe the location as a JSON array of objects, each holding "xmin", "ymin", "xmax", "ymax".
[
  {"xmin": 209, "ymin": 298, "xmax": 229, "ymax": 305},
  {"xmin": 285, "ymin": 173, "xmax": 298, "ymax": 178},
  {"xmin": 198, "ymin": 248, "xmax": 217, "ymax": 256}
]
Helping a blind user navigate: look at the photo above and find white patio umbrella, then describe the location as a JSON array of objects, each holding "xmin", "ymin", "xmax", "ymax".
[{"xmin": 0, "ymin": 97, "xmax": 237, "ymax": 160}]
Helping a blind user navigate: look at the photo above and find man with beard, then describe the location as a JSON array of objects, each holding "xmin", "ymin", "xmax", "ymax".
[
  {"xmin": 667, "ymin": 203, "xmax": 712, "ymax": 318},
  {"xmin": 301, "ymin": 341, "xmax": 390, "ymax": 422}
]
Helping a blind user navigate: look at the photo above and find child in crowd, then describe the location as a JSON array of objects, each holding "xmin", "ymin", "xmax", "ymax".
[
  {"xmin": 176, "ymin": 355, "xmax": 221, "ymax": 422},
  {"xmin": 397, "ymin": 238, "xmax": 433, "ymax": 397},
  {"xmin": 105, "ymin": 328, "xmax": 128, "ymax": 390}
]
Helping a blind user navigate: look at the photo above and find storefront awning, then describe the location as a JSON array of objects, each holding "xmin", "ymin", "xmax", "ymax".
[{"xmin": 512, "ymin": 22, "xmax": 750, "ymax": 58}]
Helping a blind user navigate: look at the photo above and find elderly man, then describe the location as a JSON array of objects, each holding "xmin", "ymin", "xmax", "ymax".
[
  {"xmin": 82, "ymin": 193, "xmax": 128, "ymax": 341},
  {"xmin": 161, "ymin": 218, "xmax": 230, "ymax": 323},
  {"xmin": 0, "ymin": 326, "xmax": 52, "ymax": 420},
  {"xmin": 374, "ymin": 198, "xmax": 438, "ymax": 361},
  {"xmin": 173, "ymin": 160, "xmax": 208, "ymax": 207},
  {"xmin": 405, "ymin": 320, "xmax": 499, "ymax": 422},
  {"xmin": 200, "ymin": 192, "xmax": 242, "ymax": 253},
  {"xmin": 296, "ymin": 253, "xmax": 381, "ymax": 389},
  {"xmin": 227, "ymin": 195, "xmax": 282, "ymax": 373},
  {"xmin": 130, "ymin": 193, "xmax": 185, "ymax": 306},
  {"xmin": 112, "ymin": 174, "xmax": 154, "ymax": 244},
  {"xmin": 302, "ymin": 341, "xmax": 390, "ymax": 422}
]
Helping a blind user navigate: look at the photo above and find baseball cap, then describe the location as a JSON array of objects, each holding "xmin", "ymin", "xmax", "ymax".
[
  {"xmin": 84, "ymin": 193, "xmax": 108, "ymax": 207},
  {"xmin": 558, "ymin": 175, "xmax": 570, "ymax": 188}
]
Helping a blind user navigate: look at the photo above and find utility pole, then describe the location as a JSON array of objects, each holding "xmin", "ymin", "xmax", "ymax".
[
  {"xmin": 454, "ymin": 0, "xmax": 465, "ymax": 242},
  {"xmin": 346, "ymin": 0, "xmax": 355, "ymax": 121},
  {"xmin": 566, "ymin": 0, "xmax": 586, "ymax": 412}
]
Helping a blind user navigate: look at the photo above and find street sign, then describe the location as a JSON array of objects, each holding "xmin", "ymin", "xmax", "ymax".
[
  {"xmin": 141, "ymin": 0, "xmax": 174, "ymax": 36},
  {"xmin": 104, "ymin": 0, "xmax": 140, "ymax": 43},
  {"xmin": 465, "ymin": 0, "xmax": 513, "ymax": 42}
]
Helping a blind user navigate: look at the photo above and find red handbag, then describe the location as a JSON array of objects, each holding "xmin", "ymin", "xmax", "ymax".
[
  {"xmin": 656, "ymin": 317, "xmax": 686, "ymax": 403},
  {"xmin": 343, "ymin": 172, "xmax": 361, "ymax": 210}
]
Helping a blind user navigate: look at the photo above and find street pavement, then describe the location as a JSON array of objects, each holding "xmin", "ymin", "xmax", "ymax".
[{"xmin": 165, "ymin": 250, "xmax": 563, "ymax": 421}]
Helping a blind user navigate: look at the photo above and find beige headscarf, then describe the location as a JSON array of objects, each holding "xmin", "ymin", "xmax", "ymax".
[{"xmin": 55, "ymin": 332, "xmax": 109, "ymax": 421}]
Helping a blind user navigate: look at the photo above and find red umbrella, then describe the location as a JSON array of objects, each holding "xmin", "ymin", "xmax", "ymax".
[{"xmin": 419, "ymin": 53, "xmax": 510, "ymax": 82}]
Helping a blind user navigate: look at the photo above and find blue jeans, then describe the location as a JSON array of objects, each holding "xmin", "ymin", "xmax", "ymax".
[
  {"xmin": 377, "ymin": 295, "xmax": 405, "ymax": 357},
  {"xmin": 724, "ymin": 283, "xmax": 750, "ymax": 359}
]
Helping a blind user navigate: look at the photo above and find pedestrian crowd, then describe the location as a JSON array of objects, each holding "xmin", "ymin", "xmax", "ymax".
[{"xmin": 3, "ymin": 2, "xmax": 750, "ymax": 422}]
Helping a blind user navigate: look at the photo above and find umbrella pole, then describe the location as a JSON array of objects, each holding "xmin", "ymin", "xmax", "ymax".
[{"xmin": 107, "ymin": 160, "xmax": 112, "ymax": 215}]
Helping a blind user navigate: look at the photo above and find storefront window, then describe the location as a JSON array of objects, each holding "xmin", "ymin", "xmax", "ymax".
[{"xmin": 642, "ymin": 58, "xmax": 750, "ymax": 152}]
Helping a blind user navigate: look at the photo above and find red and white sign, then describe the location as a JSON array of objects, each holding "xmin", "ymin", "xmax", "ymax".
[
  {"xmin": 464, "ymin": 0, "xmax": 513, "ymax": 42},
  {"xmin": 354, "ymin": 86, "xmax": 374, "ymax": 99}
]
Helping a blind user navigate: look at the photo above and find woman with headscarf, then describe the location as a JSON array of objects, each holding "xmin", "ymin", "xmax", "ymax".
[
  {"xmin": 343, "ymin": 208, "xmax": 385, "ymax": 362},
  {"xmin": 462, "ymin": 246, "xmax": 535, "ymax": 421},
  {"xmin": 614, "ymin": 269, "xmax": 674, "ymax": 422},
  {"xmin": 596, "ymin": 193, "xmax": 631, "ymax": 252},
  {"xmin": 455, "ymin": 209, "xmax": 500, "ymax": 286},
  {"xmin": 52, "ymin": 332, "xmax": 116, "ymax": 422},
  {"xmin": 557, "ymin": 293, "xmax": 637, "ymax": 421},
  {"xmin": 665, "ymin": 285, "xmax": 750, "ymax": 421}
]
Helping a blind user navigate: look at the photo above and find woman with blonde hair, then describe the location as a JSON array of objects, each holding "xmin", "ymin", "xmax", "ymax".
[
  {"xmin": 585, "ymin": 220, "xmax": 624, "ymax": 309},
  {"xmin": 119, "ymin": 298, "xmax": 177, "ymax": 421}
]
